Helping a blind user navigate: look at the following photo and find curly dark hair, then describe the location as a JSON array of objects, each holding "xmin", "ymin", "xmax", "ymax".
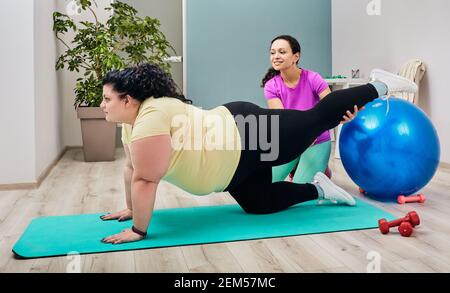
[
  {"xmin": 260, "ymin": 35, "xmax": 302, "ymax": 88},
  {"xmin": 102, "ymin": 63, "xmax": 192, "ymax": 104}
]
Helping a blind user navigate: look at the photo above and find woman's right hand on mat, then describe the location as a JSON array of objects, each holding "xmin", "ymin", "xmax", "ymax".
[{"xmin": 100, "ymin": 208, "xmax": 133, "ymax": 222}]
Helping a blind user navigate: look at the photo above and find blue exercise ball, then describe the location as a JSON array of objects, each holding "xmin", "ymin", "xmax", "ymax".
[{"xmin": 339, "ymin": 97, "xmax": 440, "ymax": 201}]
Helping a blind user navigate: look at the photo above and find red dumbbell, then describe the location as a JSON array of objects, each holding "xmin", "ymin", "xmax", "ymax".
[
  {"xmin": 378, "ymin": 211, "xmax": 420, "ymax": 235},
  {"xmin": 398, "ymin": 221, "xmax": 414, "ymax": 237},
  {"xmin": 397, "ymin": 194, "xmax": 426, "ymax": 204}
]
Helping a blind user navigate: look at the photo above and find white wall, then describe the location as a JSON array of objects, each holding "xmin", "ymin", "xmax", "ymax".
[
  {"xmin": 332, "ymin": 0, "xmax": 450, "ymax": 163},
  {"xmin": 0, "ymin": 0, "xmax": 62, "ymax": 185},
  {"xmin": 0, "ymin": 1, "xmax": 112, "ymax": 185},
  {"xmin": 35, "ymin": 0, "xmax": 62, "ymax": 180},
  {"xmin": 0, "ymin": 0, "xmax": 36, "ymax": 184}
]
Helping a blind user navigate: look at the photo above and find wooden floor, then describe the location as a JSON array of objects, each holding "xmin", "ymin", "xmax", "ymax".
[{"xmin": 1, "ymin": 146, "xmax": 450, "ymax": 273}]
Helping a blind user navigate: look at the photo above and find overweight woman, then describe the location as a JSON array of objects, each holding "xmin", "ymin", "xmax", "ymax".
[{"xmin": 99, "ymin": 63, "xmax": 417, "ymax": 244}]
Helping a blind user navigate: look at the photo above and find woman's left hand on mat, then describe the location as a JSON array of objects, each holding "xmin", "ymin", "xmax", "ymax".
[
  {"xmin": 101, "ymin": 228, "xmax": 144, "ymax": 244},
  {"xmin": 340, "ymin": 105, "xmax": 365, "ymax": 124}
]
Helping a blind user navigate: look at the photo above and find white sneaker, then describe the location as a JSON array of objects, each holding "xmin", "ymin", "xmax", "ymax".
[
  {"xmin": 369, "ymin": 68, "xmax": 418, "ymax": 93},
  {"xmin": 314, "ymin": 172, "xmax": 356, "ymax": 206}
]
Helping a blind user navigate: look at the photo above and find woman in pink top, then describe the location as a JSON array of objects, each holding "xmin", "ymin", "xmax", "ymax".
[{"xmin": 262, "ymin": 35, "xmax": 332, "ymax": 184}]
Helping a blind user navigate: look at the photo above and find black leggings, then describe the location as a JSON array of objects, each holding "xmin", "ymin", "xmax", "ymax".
[{"xmin": 223, "ymin": 84, "xmax": 379, "ymax": 214}]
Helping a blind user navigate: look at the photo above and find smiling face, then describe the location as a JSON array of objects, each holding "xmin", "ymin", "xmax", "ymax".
[
  {"xmin": 270, "ymin": 39, "xmax": 300, "ymax": 71},
  {"xmin": 100, "ymin": 84, "xmax": 130, "ymax": 123}
]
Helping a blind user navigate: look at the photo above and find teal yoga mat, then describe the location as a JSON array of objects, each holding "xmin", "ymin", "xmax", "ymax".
[{"xmin": 13, "ymin": 199, "xmax": 394, "ymax": 259}]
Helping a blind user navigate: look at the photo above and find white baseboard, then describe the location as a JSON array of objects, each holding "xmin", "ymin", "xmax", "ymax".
[{"xmin": 0, "ymin": 147, "xmax": 80, "ymax": 191}]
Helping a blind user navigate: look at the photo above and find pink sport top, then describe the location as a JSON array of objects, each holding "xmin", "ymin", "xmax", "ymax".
[{"xmin": 264, "ymin": 69, "xmax": 331, "ymax": 144}]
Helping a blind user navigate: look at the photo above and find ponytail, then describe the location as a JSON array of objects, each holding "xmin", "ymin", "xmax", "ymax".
[{"xmin": 261, "ymin": 68, "xmax": 280, "ymax": 88}]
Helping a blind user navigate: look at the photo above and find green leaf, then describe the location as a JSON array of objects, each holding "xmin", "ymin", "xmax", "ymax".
[{"xmin": 54, "ymin": 0, "xmax": 175, "ymax": 109}]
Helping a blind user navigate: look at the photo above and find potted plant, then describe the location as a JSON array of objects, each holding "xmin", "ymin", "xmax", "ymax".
[{"xmin": 53, "ymin": 0, "xmax": 175, "ymax": 161}]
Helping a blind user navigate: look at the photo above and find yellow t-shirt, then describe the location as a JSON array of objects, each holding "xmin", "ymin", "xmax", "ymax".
[{"xmin": 122, "ymin": 97, "xmax": 242, "ymax": 195}]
